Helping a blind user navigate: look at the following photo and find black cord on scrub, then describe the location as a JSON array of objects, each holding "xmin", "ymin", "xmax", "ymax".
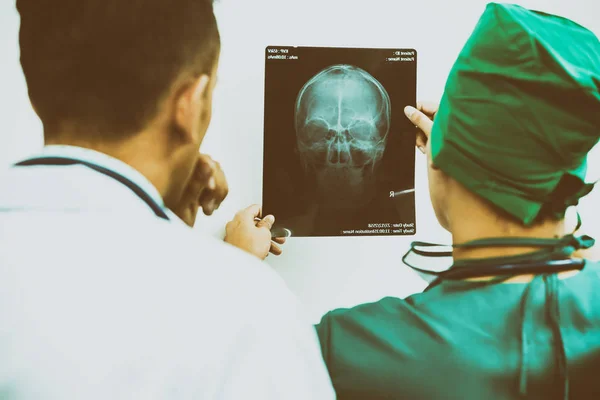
[{"xmin": 402, "ymin": 233, "xmax": 594, "ymax": 290}]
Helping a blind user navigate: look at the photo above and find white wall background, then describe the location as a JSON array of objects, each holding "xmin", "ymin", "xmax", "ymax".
[{"xmin": 1, "ymin": 0, "xmax": 599, "ymax": 323}]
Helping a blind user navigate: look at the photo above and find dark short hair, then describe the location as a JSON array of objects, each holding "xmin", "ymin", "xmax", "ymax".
[{"xmin": 17, "ymin": 0, "xmax": 220, "ymax": 138}]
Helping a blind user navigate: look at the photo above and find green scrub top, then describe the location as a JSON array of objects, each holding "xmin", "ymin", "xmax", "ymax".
[{"xmin": 316, "ymin": 260, "xmax": 600, "ymax": 399}]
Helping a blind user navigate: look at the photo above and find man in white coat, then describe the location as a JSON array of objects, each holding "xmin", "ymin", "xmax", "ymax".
[{"xmin": 0, "ymin": 0, "xmax": 335, "ymax": 399}]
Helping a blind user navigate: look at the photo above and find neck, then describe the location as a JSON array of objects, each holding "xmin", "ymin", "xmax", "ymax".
[
  {"xmin": 45, "ymin": 134, "xmax": 172, "ymax": 200},
  {"xmin": 449, "ymin": 200, "xmax": 566, "ymax": 262}
]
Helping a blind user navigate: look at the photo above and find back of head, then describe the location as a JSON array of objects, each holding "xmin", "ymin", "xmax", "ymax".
[
  {"xmin": 17, "ymin": 0, "xmax": 220, "ymax": 140},
  {"xmin": 431, "ymin": 2, "xmax": 600, "ymax": 226}
]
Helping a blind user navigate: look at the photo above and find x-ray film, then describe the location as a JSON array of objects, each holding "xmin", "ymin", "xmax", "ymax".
[{"xmin": 262, "ymin": 46, "xmax": 417, "ymax": 237}]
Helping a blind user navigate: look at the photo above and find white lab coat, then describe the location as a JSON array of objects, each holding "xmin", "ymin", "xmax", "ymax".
[{"xmin": 0, "ymin": 146, "xmax": 336, "ymax": 399}]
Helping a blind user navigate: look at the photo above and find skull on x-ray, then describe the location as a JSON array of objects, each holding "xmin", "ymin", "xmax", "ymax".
[{"xmin": 295, "ymin": 65, "xmax": 391, "ymax": 210}]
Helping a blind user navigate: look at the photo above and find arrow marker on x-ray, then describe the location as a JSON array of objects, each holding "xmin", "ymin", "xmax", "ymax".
[{"xmin": 390, "ymin": 188, "xmax": 415, "ymax": 198}]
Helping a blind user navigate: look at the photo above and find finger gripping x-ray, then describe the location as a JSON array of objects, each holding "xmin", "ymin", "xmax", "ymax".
[{"xmin": 295, "ymin": 65, "xmax": 391, "ymax": 170}]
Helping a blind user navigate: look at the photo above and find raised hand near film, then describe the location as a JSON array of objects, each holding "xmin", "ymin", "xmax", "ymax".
[
  {"xmin": 404, "ymin": 101, "xmax": 439, "ymax": 154},
  {"xmin": 169, "ymin": 153, "xmax": 229, "ymax": 227},
  {"xmin": 225, "ymin": 204, "xmax": 287, "ymax": 260}
]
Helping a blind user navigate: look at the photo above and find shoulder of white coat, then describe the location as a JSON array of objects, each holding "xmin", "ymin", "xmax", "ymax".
[
  {"xmin": 146, "ymin": 220, "xmax": 299, "ymax": 303},
  {"xmin": 152, "ymin": 222, "xmax": 317, "ymax": 343}
]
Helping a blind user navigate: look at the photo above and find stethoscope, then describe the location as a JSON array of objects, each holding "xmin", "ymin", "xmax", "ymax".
[
  {"xmin": 401, "ymin": 225, "xmax": 595, "ymax": 289},
  {"xmin": 14, "ymin": 156, "xmax": 170, "ymax": 221}
]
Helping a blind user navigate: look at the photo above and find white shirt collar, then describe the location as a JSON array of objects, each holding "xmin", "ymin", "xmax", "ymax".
[{"xmin": 36, "ymin": 145, "xmax": 166, "ymax": 209}]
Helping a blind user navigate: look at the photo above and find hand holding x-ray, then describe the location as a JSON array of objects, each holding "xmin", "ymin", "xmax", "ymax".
[
  {"xmin": 405, "ymin": 101, "xmax": 438, "ymax": 154},
  {"xmin": 224, "ymin": 205, "xmax": 286, "ymax": 259}
]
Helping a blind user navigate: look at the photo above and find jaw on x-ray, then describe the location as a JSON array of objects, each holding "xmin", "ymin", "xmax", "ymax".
[{"xmin": 294, "ymin": 65, "xmax": 391, "ymax": 211}]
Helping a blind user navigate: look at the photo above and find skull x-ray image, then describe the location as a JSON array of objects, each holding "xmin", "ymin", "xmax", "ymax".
[
  {"xmin": 263, "ymin": 46, "xmax": 417, "ymax": 237},
  {"xmin": 295, "ymin": 65, "xmax": 391, "ymax": 212}
]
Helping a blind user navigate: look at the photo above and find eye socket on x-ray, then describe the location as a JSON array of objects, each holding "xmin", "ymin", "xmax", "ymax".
[
  {"xmin": 301, "ymin": 119, "xmax": 329, "ymax": 143},
  {"xmin": 263, "ymin": 46, "xmax": 417, "ymax": 237},
  {"xmin": 348, "ymin": 120, "xmax": 378, "ymax": 141}
]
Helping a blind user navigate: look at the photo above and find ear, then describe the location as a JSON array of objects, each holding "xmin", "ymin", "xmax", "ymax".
[
  {"xmin": 429, "ymin": 159, "xmax": 442, "ymax": 171},
  {"xmin": 426, "ymin": 140, "xmax": 441, "ymax": 170},
  {"xmin": 174, "ymin": 74, "xmax": 211, "ymax": 142}
]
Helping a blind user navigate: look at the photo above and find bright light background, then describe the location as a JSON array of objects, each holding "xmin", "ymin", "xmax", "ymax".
[{"xmin": 1, "ymin": 0, "xmax": 598, "ymax": 322}]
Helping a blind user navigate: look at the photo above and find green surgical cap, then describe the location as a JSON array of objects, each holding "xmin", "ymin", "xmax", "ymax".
[{"xmin": 431, "ymin": 2, "xmax": 600, "ymax": 225}]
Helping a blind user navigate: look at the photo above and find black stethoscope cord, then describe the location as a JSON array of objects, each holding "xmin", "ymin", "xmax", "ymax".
[
  {"xmin": 14, "ymin": 156, "xmax": 170, "ymax": 221},
  {"xmin": 403, "ymin": 231, "xmax": 594, "ymax": 283}
]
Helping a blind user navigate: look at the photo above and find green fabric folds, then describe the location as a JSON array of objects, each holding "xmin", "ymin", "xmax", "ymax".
[
  {"xmin": 315, "ymin": 261, "xmax": 600, "ymax": 400},
  {"xmin": 431, "ymin": 2, "xmax": 600, "ymax": 225}
]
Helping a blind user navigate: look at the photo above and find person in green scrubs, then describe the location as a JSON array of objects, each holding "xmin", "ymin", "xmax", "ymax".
[{"xmin": 315, "ymin": 3, "xmax": 600, "ymax": 399}]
